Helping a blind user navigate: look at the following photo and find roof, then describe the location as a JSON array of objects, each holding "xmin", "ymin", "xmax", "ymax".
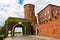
[
  {"xmin": 6, "ymin": 17, "xmax": 27, "ymax": 22},
  {"xmin": 24, "ymin": 4, "xmax": 35, "ymax": 7},
  {"xmin": 37, "ymin": 4, "xmax": 60, "ymax": 15}
]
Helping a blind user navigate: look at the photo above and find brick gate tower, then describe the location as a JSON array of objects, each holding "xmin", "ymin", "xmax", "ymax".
[{"xmin": 24, "ymin": 4, "xmax": 37, "ymax": 25}]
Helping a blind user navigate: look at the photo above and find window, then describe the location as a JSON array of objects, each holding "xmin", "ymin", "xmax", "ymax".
[
  {"xmin": 30, "ymin": 13, "xmax": 32, "ymax": 16},
  {"xmin": 45, "ymin": 18, "xmax": 47, "ymax": 20},
  {"xmin": 47, "ymin": 11, "xmax": 50, "ymax": 14},
  {"xmin": 43, "ymin": 19, "xmax": 44, "ymax": 21},
  {"xmin": 8, "ymin": 31, "xmax": 11, "ymax": 36},
  {"xmin": 58, "ymin": 8, "xmax": 59, "ymax": 10},
  {"xmin": 31, "ymin": 8, "xmax": 33, "ymax": 10},
  {"xmin": 46, "ymin": 20, "xmax": 48, "ymax": 22},
  {"xmin": 57, "ymin": 10, "xmax": 60, "ymax": 15},
  {"xmin": 50, "ymin": 18, "xmax": 52, "ymax": 21},
  {"xmin": 58, "ymin": 8, "xmax": 60, "ymax": 15},
  {"xmin": 56, "ymin": 10, "xmax": 57, "ymax": 13},
  {"xmin": 59, "ymin": 11, "xmax": 60, "ymax": 14},
  {"xmin": 55, "ymin": 16, "xmax": 57, "ymax": 19},
  {"xmin": 44, "ymin": 13, "xmax": 46, "ymax": 16},
  {"xmin": 8, "ymin": 31, "xmax": 11, "ymax": 33},
  {"xmin": 42, "ymin": 15, "xmax": 44, "ymax": 17},
  {"xmin": 18, "ymin": 22, "xmax": 22, "ymax": 24},
  {"xmin": 27, "ymin": 7, "xmax": 29, "ymax": 9},
  {"xmin": 40, "ymin": 20, "xmax": 43, "ymax": 22},
  {"xmin": 48, "ymin": 16, "xmax": 51, "ymax": 19},
  {"xmin": 43, "ymin": 21, "xmax": 45, "ymax": 23},
  {"xmin": 57, "ymin": 11, "xmax": 60, "ymax": 15}
]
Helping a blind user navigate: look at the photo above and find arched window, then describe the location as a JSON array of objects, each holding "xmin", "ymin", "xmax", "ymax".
[
  {"xmin": 35, "ymin": 28, "xmax": 39, "ymax": 35},
  {"xmin": 55, "ymin": 16, "xmax": 57, "ymax": 19}
]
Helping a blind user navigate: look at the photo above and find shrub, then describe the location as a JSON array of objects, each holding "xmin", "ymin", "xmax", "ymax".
[{"xmin": 0, "ymin": 34, "xmax": 4, "ymax": 40}]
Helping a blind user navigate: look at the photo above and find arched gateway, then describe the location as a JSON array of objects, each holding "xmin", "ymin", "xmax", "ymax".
[
  {"xmin": 12, "ymin": 24, "xmax": 26, "ymax": 36},
  {"xmin": 4, "ymin": 17, "xmax": 32, "ymax": 37},
  {"xmin": 8, "ymin": 24, "xmax": 26, "ymax": 37},
  {"xmin": 14, "ymin": 25, "xmax": 24, "ymax": 36}
]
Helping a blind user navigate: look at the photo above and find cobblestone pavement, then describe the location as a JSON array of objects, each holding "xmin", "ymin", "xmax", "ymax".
[{"xmin": 4, "ymin": 35, "xmax": 60, "ymax": 40}]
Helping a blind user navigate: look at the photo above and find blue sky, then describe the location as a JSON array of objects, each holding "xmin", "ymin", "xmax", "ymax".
[
  {"xmin": 15, "ymin": 27, "xmax": 22, "ymax": 32},
  {"xmin": 19, "ymin": 0, "xmax": 24, "ymax": 4},
  {"xmin": 0, "ymin": 0, "xmax": 60, "ymax": 26}
]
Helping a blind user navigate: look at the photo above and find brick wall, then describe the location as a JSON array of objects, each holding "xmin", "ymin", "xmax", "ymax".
[
  {"xmin": 34, "ymin": 16, "xmax": 60, "ymax": 38},
  {"xmin": 38, "ymin": 4, "xmax": 60, "ymax": 24},
  {"xmin": 38, "ymin": 6, "xmax": 52, "ymax": 23},
  {"xmin": 24, "ymin": 4, "xmax": 37, "ymax": 25}
]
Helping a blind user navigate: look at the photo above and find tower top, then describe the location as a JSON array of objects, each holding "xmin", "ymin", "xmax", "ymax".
[{"xmin": 24, "ymin": 4, "xmax": 35, "ymax": 8}]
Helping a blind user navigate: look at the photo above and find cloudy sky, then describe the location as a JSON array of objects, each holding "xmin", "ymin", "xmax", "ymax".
[{"xmin": 0, "ymin": 0, "xmax": 60, "ymax": 26}]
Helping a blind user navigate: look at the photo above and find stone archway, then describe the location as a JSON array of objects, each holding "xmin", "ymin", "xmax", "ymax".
[{"xmin": 12, "ymin": 24, "xmax": 26, "ymax": 37}]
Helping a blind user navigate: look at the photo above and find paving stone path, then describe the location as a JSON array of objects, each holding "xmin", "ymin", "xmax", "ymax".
[{"xmin": 4, "ymin": 35, "xmax": 60, "ymax": 40}]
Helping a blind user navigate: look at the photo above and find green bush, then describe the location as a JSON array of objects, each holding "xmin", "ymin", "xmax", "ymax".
[{"xmin": 0, "ymin": 34, "xmax": 4, "ymax": 40}]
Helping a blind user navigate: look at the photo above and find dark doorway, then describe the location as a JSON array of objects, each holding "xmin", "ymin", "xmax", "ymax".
[{"xmin": 31, "ymin": 26, "xmax": 34, "ymax": 35}]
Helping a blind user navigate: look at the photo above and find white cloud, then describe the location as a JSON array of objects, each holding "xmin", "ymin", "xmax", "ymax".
[
  {"xmin": 50, "ymin": 0, "xmax": 60, "ymax": 6},
  {"xmin": 23, "ymin": 0, "xmax": 50, "ymax": 16},
  {"xmin": 0, "ymin": 0, "xmax": 60, "ymax": 26},
  {"xmin": 0, "ymin": 0, "xmax": 24, "ymax": 26}
]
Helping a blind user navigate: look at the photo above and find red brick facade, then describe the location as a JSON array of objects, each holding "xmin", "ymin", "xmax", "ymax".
[
  {"xmin": 38, "ymin": 4, "xmax": 60, "ymax": 24},
  {"xmin": 34, "ymin": 4, "xmax": 60, "ymax": 38},
  {"xmin": 24, "ymin": 4, "xmax": 37, "ymax": 25}
]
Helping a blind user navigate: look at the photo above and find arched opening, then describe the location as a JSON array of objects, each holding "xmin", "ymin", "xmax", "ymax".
[
  {"xmin": 35, "ymin": 28, "xmax": 39, "ymax": 36},
  {"xmin": 14, "ymin": 27, "xmax": 23, "ymax": 36},
  {"xmin": 31, "ymin": 26, "xmax": 34, "ymax": 35},
  {"xmin": 12, "ymin": 24, "xmax": 26, "ymax": 37}
]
